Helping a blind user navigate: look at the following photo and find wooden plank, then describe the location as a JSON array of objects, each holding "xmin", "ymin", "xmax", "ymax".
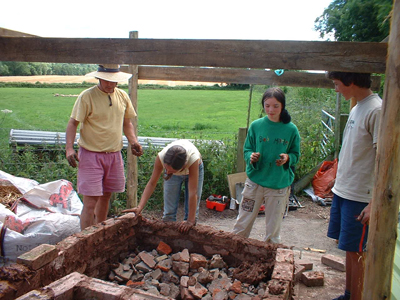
[
  {"xmin": 136, "ymin": 66, "xmax": 334, "ymax": 87},
  {"xmin": 131, "ymin": 66, "xmax": 382, "ymax": 90},
  {"xmin": 363, "ymin": 1, "xmax": 400, "ymax": 298},
  {"xmin": 227, "ymin": 172, "xmax": 247, "ymax": 199},
  {"xmin": 0, "ymin": 37, "xmax": 387, "ymax": 73}
]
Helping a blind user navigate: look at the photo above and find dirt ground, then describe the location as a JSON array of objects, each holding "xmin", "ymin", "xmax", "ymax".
[{"xmin": 142, "ymin": 196, "xmax": 346, "ymax": 300}]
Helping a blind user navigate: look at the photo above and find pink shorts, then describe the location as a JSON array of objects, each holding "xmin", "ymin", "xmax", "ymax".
[{"xmin": 77, "ymin": 147, "xmax": 125, "ymax": 196}]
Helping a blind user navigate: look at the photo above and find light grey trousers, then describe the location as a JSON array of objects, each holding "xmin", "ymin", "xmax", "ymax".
[{"xmin": 232, "ymin": 178, "xmax": 290, "ymax": 243}]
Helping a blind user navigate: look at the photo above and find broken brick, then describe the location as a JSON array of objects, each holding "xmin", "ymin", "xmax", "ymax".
[
  {"xmin": 294, "ymin": 263, "xmax": 306, "ymax": 283},
  {"xmin": 301, "ymin": 271, "xmax": 324, "ymax": 287},
  {"xmin": 296, "ymin": 259, "xmax": 313, "ymax": 270},
  {"xmin": 157, "ymin": 241, "xmax": 172, "ymax": 255},
  {"xmin": 138, "ymin": 251, "xmax": 156, "ymax": 269}
]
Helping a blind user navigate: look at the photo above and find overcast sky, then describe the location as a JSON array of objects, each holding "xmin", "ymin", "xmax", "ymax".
[{"xmin": 2, "ymin": 0, "xmax": 332, "ymax": 41}]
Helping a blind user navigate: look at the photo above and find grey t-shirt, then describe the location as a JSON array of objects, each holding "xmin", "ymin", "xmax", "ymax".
[{"xmin": 332, "ymin": 94, "xmax": 382, "ymax": 203}]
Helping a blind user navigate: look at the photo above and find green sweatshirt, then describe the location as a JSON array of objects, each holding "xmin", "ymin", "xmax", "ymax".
[{"xmin": 244, "ymin": 116, "xmax": 301, "ymax": 189}]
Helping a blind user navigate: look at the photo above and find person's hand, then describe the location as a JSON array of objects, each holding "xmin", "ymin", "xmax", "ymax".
[
  {"xmin": 276, "ymin": 153, "xmax": 289, "ymax": 166},
  {"xmin": 66, "ymin": 150, "xmax": 79, "ymax": 168},
  {"xmin": 178, "ymin": 220, "xmax": 196, "ymax": 234},
  {"xmin": 131, "ymin": 142, "xmax": 143, "ymax": 157},
  {"xmin": 356, "ymin": 204, "xmax": 371, "ymax": 225},
  {"xmin": 250, "ymin": 152, "xmax": 260, "ymax": 164},
  {"xmin": 122, "ymin": 207, "xmax": 142, "ymax": 216}
]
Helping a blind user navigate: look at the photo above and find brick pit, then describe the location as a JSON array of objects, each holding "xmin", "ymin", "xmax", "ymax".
[{"xmin": 0, "ymin": 213, "xmax": 294, "ymax": 299}]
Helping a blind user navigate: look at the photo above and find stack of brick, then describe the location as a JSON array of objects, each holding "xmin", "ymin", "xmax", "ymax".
[
  {"xmin": 2, "ymin": 214, "xmax": 294, "ymax": 300},
  {"xmin": 106, "ymin": 241, "xmax": 292, "ymax": 299}
]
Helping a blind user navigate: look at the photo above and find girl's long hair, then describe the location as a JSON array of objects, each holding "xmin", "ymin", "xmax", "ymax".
[{"xmin": 261, "ymin": 87, "xmax": 291, "ymax": 124}]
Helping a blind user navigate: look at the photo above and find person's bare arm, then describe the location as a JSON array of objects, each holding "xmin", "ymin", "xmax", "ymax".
[
  {"xmin": 123, "ymin": 118, "xmax": 143, "ymax": 156},
  {"xmin": 123, "ymin": 156, "xmax": 163, "ymax": 215},
  {"xmin": 65, "ymin": 118, "xmax": 79, "ymax": 168}
]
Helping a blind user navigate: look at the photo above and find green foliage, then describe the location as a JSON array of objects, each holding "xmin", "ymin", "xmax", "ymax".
[
  {"xmin": 0, "ymin": 62, "xmax": 97, "ymax": 76},
  {"xmin": 0, "ymin": 145, "xmax": 77, "ymax": 186},
  {"xmin": 314, "ymin": 0, "xmax": 393, "ymax": 42}
]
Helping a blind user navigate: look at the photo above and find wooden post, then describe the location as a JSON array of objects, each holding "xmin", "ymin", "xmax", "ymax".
[
  {"xmin": 363, "ymin": 1, "xmax": 400, "ymax": 298},
  {"xmin": 126, "ymin": 31, "xmax": 139, "ymax": 208},
  {"xmin": 334, "ymin": 92, "xmax": 341, "ymax": 159},
  {"xmin": 246, "ymin": 85, "xmax": 253, "ymax": 130},
  {"xmin": 237, "ymin": 128, "xmax": 247, "ymax": 173}
]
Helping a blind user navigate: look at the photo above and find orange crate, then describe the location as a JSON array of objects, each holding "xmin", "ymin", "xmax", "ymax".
[{"xmin": 206, "ymin": 199, "xmax": 227, "ymax": 212}]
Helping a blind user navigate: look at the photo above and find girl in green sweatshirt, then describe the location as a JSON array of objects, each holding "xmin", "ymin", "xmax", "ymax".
[{"xmin": 232, "ymin": 87, "xmax": 300, "ymax": 243}]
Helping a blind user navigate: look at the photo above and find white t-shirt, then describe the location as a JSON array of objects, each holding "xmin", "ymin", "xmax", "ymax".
[
  {"xmin": 332, "ymin": 94, "xmax": 382, "ymax": 203},
  {"xmin": 158, "ymin": 140, "xmax": 201, "ymax": 176}
]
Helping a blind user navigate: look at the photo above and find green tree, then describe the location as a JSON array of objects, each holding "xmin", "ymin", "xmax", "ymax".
[
  {"xmin": 314, "ymin": 0, "xmax": 393, "ymax": 42},
  {"xmin": 0, "ymin": 62, "xmax": 10, "ymax": 76}
]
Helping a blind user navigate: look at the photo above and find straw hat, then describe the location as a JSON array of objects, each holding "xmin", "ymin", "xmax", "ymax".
[{"xmin": 85, "ymin": 64, "xmax": 132, "ymax": 83}]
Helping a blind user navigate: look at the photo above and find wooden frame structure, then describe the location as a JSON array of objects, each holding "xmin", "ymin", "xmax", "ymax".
[{"xmin": 0, "ymin": 2, "xmax": 399, "ymax": 296}]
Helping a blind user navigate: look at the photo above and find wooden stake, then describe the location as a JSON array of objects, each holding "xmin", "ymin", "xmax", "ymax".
[
  {"xmin": 126, "ymin": 31, "xmax": 139, "ymax": 209},
  {"xmin": 363, "ymin": 1, "xmax": 400, "ymax": 298}
]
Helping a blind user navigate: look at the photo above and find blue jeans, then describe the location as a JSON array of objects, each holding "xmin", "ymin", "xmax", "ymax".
[{"xmin": 163, "ymin": 162, "xmax": 204, "ymax": 221}]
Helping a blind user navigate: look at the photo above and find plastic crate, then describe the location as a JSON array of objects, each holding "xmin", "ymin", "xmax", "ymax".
[{"xmin": 206, "ymin": 199, "xmax": 227, "ymax": 212}]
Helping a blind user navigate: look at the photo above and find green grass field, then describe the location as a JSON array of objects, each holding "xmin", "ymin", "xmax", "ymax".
[
  {"xmin": 0, "ymin": 84, "xmax": 344, "ymax": 181},
  {"xmin": 0, "ymin": 87, "xmax": 263, "ymax": 143}
]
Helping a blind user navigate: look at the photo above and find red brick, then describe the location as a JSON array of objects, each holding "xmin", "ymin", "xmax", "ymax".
[
  {"xmin": 189, "ymin": 253, "xmax": 207, "ymax": 270},
  {"xmin": 126, "ymin": 280, "xmax": 145, "ymax": 287},
  {"xmin": 294, "ymin": 263, "xmax": 306, "ymax": 283},
  {"xmin": 300, "ymin": 271, "xmax": 324, "ymax": 287},
  {"xmin": 271, "ymin": 262, "xmax": 294, "ymax": 282},
  {"xmin": 17, "ymin": 244, "xmax": 58, "ymax": 270},
  {"xmin": 321, "ymin": 254, "xmax": 345, "ymax": 272},
  {"xmin": 265, "ymin": 279, "xmax": 290, "ymax": 298},
  {"xmin": 46, "ymin": 272, "xmax": 86, "ymax": 298},
  {"xmin": 229, "ymin": 280, "xmax": 242, "ymax": 294},
  {"xmin": 138, "ymin": 251, "xmax": 156, "ymax": 269},
  {"xmin": 275, "ymin": 248, "xmax": 294, "ymax": 264},
  {"xmin": 295, "ymin": 259, "xmax": 313, "ymax": 270},
  {"xmin": 75, "ymin": 224, "xmax": 104, "ymax": 247},
  {"xmin": 157, "ymin": 241, "xmax": 172, "ymax": 255}
]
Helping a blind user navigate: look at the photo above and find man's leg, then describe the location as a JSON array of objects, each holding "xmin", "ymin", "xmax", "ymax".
[
  {"xmin": 80, "ymin": 195, "xmax": 99, "ymax": 230},
  {"xmin": 80, "ymin": 192, "xmax": 112, "ymax": 230},
  {"xmin": 94, "ymin": 192, "xmax": 112, "ymax": 223}
]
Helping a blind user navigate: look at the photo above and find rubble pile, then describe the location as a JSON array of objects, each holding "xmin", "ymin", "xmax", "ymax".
[{"xmin": 108, "ymin": 241, "xmax": 275, "ymax": 300}]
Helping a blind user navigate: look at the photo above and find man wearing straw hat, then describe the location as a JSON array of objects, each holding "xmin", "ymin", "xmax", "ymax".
[{"xmin": 66, "ymin": 64, "xmax": 143, "ymax": 230}]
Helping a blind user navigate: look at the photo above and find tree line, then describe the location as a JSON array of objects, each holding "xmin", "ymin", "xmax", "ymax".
[
  {"xmin": 314, "ymin": 0, "xmax": 392, "ymax": 42},
  {"xmin": 0, "ymin": 62, "xmax": 96, "ymax": 76}
]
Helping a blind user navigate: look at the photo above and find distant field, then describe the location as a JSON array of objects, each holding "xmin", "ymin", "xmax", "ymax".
[
  {"xmin": 0, "ymin": 75, "xmax": 215, "ymax": 86},
  {"xmin": 0, "ymin": 84, "xmax": 262, "ymax": 144}
]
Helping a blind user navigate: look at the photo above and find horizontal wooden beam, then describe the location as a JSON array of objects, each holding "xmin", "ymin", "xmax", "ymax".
[
  {"xmin": 121, "ymin": 66, "xmax": 382, "ymax": 90},
  {"xmin": 0, "ymin": 37, "xmax": 387, "ymax": 73}
]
